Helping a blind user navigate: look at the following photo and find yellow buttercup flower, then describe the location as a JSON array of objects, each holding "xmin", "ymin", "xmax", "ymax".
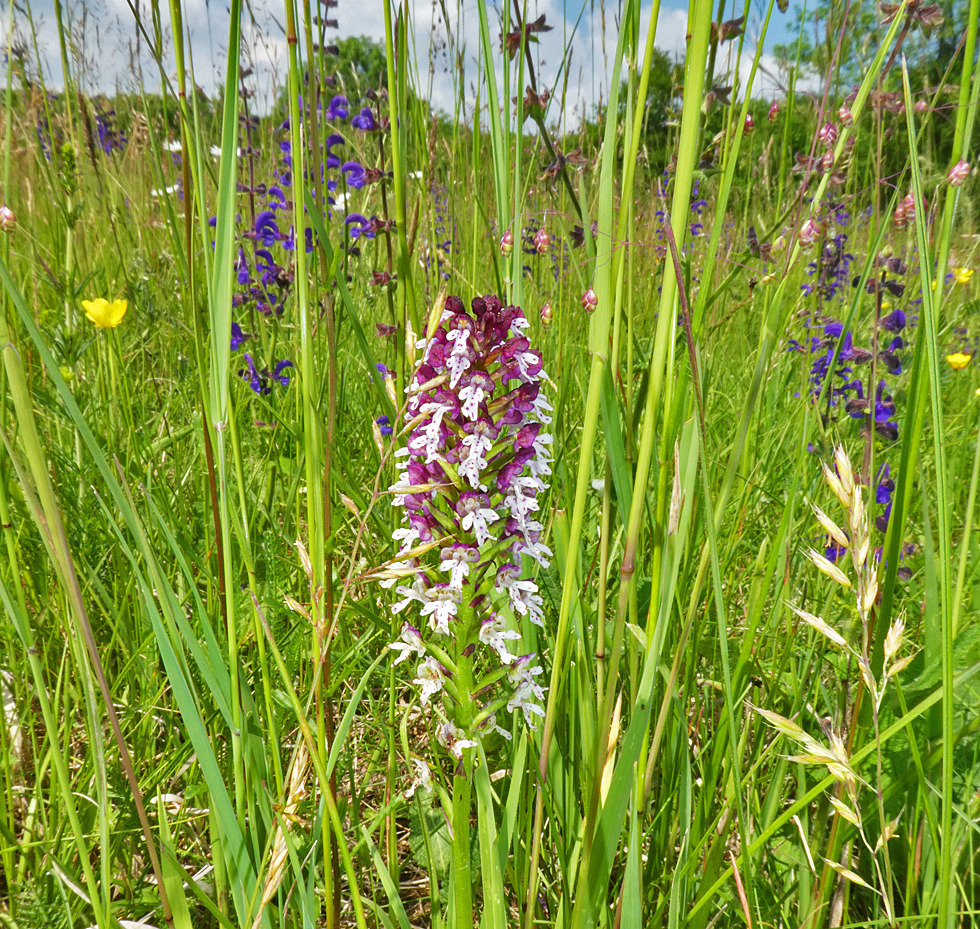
[
  {"xmin": 946, "ymin": 352, "xmax": 972, "ymax": 370},
  {"xmin": 82, "ymin": 298, "xmax": 128, "ymax": 328},
  {"xmin": 955, "ymin": 267, "xmax": 974, "ymax": 285}
]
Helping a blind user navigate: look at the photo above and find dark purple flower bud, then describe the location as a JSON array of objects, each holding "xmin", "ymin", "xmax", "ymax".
[{"xmin": 879, "ymin": 309, "xmax": 906, "ymax": 332}]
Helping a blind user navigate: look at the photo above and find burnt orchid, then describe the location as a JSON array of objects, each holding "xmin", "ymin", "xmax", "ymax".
[
  {"xmin": 382, "ymin": 293, "xmax": 552, "ymax": 755},
  {"xmin": 379, "ymin": 291, "xmax": 552, "ymax": 929}
]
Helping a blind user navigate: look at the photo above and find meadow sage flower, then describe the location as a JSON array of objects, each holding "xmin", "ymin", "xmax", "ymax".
[
  {"xmin": 239, "ymin": 355, "xmax": 294, "ymax": 394},
  {"xmin": 82, "ymin": 298, "xmax": 128, "ymax": 328},
  {"xmin": 384, "ymin": 293, "xmax": 552, "ymax": 757}
]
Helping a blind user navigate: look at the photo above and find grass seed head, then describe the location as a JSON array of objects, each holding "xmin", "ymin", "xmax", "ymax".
[
  {"xmin": 833, "ymin": 446, "xmax": 855, "ymax": 499},
  {"xmin": 883, "ymin": 616, "xmax": 905, "ymax": 662},
  {"xmin": 812, "ymin": 502, "xmax": 850, "ymax": 549},
  {"xmin": 790, "ymin": 604, "xmax": 847, "ymax": 649},
  {"xmin": 806, "ymin": 548, "xmax": 852, "ymax": 589},
  {"xmin": 821, "ymin": 460, "xmax": 849, "ymax": 508}
]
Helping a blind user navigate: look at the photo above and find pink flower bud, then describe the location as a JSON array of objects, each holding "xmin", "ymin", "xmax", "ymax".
[
  {"xmin": 743, "ymin": 114, "xmax": 755, "ymax": 135},
  {"xmin": 820, "ymin": 151, "xmax": 835, "ymax": 174},
  {"xmin": 913, "ymin": 99, "xmax": 929, "ymax": 114},
  {"xmin": 533, "ymin": 228, "xmax": 551, "ymax": 254},
  {"xmin": 893, "ymin": 204, "xmax": 908, "ymax": 230},
  {"xmin": 0, "ymin": 205, "xmax": 14, "ymax": 233},
  {"xmin": 818, "ymin": 122, "xmax": 837, "ymax": 146},
  {"xmin": 838, "ymin": 104, "xmax": 853, "ymax": 126},
  {"xmin": 582, "ymin": 288, "xmax": 598, "ymax": 312},
  {"xmin": 948, "ymin": 159, "xmax": 970, "ymax": 187},
  {"xmin": 540, "ymin": 301, "xmax": 553, "ymax": 327},
  {"xmin": 798, "ymin": 218, "xmax": 821, "ymax": 247},
  {"xmin": 768, "ymin": 101, "xmax": 779, "ymax": 123},
  {"xmin": 500, "ymin": 229, "xmax": 514, "ymax": 256},
  {"xmin": 902, "ymin": 192, "xmax": 919, "ymax": 224}
]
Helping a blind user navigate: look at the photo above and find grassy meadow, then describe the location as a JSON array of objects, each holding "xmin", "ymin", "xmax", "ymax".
[{"xmin": 1, "ymin": 0, "xmax": 980, "ymax": 926}]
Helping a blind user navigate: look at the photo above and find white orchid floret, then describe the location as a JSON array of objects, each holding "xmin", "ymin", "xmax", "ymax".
[
  {"xmin": 445, "ymin": 328, "xmax": 473, "ymax": 388},
  {"xmin": 456, "ymin": 493, "xmax": 500, "ymax": 545},
  {"xmin": 392, "ymin": 577, "xmax": 427, "ymax": 614},
  {"xmin": 496, "ymin": 563, "xmax": 537, "ymax": 596},
  {"xmin": 507, "ymin": 655, "xmax": 546, "ymax": 694},
  {"xmin": 389, "ymin": 623, "xmax": 426, "ymax": 665},
  {"xmin": 419, "ymin": 584, "xmax": 460, "ymax": 635},
  {"xmin": 414, "ymin": 657, "xmax": 446, "ymax": 705},
  {"xmin": 481, "ymin": 714, "xmax": 512, "ymax": 740},
  {"xmin": 392, "ymin": 525, "xmax": 420, "ymax": 554},
  {"xmin": 511, "ymin": 586, "xmax": 545, "ymax": 627},
  {"xmin": 458, "ymin": 443, "xmax": 490, "ymax": 489},
  {"xmin": 515, "ymin": 538, "xmax": 553, "ymax": 569},
  {"xmin": 436, "ymin": 721, "xmax": 477, "ymax": 759},
  {"xmin": 388, "ymin": 472, "xmax": 413, "ymax": 507},
  {"xmin": 458, "ymin": 373, "xmax": 495, "ymax": 421},
  {"xmin": 508, "ymin": 679, "xmax": 546, "ymax": 728},
  {"xmin": 440, "ymin": 545, "xmax": 479, "ymax": 592},
  {"xmin": 479, "ymin": 614, "xmax": 522, "ymax": 664},
  {"xmin": 513, "ymin": 349, "xmax": 542, "ymax": 381},
  {"xmin": 405, "ymin": 757, "xmax": 433, "ymax": 797},
  {"xmin": 409, "ymin": 401, "xmax": 454, "ymax": 460},
  {"xmin": 460, "ymin": 419, "xmax": 496, "ymax": 459},
  {"xmin": 531, "ymin": 392, "xmax": 554, "ymax": 424}
]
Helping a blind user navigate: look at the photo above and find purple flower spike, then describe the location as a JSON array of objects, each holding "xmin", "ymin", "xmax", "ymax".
[{"xmin": 385, "ymin": 293, "xmax": 552, "ymax": 762}]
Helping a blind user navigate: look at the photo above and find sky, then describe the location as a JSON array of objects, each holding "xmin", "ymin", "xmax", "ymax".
[{"xmin": 2, "ymin": 0, "xmax": 807, "ymax": 122}]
